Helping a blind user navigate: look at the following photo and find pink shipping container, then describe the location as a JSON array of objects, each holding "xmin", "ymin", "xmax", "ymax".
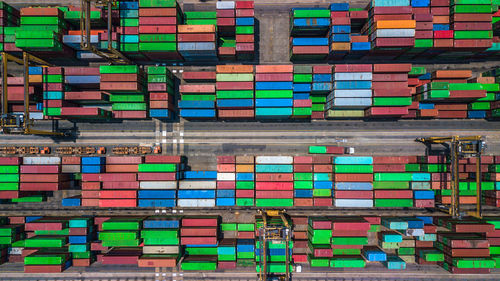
[
  {"xmin": 106, "ymin": 156, "xmax": 143, "ymax": 164},
  {"xmin": 137, "ymin": 173, "xmax": 177, "ymax": 181},
  {"xmin": 145, "ymin": 155, "xmax": 181, "ymax": 164},
  {"xmin": 182, "ymin": 218, "xmax": 219, "ymax": 227},
  {"xmin": 294, "ymin": 156, "xmax": 313, "ymax": 164},
  {"xmin": 255, "ymin": 182, "xmax": 293, "ymax": 190}
]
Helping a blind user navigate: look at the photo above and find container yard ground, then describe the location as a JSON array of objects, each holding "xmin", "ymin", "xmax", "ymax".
[
  {"xmin": 2, "ymin": 120, "xmax": 500, "ymax": 163},
  {"xmin": 2, "ymin": 262, "xmax": 500, "ymax": 280}
]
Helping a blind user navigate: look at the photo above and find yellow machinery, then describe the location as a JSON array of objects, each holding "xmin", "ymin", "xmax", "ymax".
[
  {"xmin": 416, "ymin": 136, "xmax": 486, "ymax": 218},
  {"xmin": 1, "ymin": 52, "xmax": 64, "ymax": 136},
  {"xmin": 80, "ymin": 0, "xmax": 132, "ymax": 64},
  {"xmin": 257, "ymin": 210, "xmax": 291, "ymax": 281}
]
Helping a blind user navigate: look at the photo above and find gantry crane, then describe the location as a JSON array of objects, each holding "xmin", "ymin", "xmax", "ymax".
[
  {"xmin": 1, "ymin": 52, "xmax": 64, "ymax": 136},
  {"xmin": 257, "ymin": 210, "xmax": 291, "ymax": 281},
  {"xmin": 416, "ymin": 136, "xmax": 486, "ymax": 218},
  {"xmin": 80, "ymin": 0, "xmax": 132, "ymax": 64}
]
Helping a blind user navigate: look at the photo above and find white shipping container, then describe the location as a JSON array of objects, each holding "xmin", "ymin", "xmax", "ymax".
[
  {"xmin": 178, "ymin": 181, "xmax": 216, "ymax": 190},
  {"xmin": 140, "ymin": 181, "xmax": 177, "ymax": 189},
  {"xmin": 255, "ymin": 156, "xmax": 293, "ymax": 164},
  {"xmin": 216, "ymin": 1, "xmax": 235, "ymax": 9},
  {"xmin": 217, "ymin": 173, "xmax": 236, "ymax": 181},
  {"xmin": 333, "ymin": 89, "xmax": 373, "ymax": 98},
  {"xmin": 178, "ymin": 199, "xmax": 215, "ymax": 207},
  {"xmin": 142, "ymin": 246, "xmax": 179, "ymax": 254},
  {"xmin": 334, "ymin": 72, "xmax": 372, "ymax": 81},
  {"xmin": 23, "ymin": 157, "xmax": 61, "ymax": 165},
  {"xmin": 373, "ymin": 28, "xmax": 415, "ymax": 38},
  {"xmin": 334, "ymin": 199, "xmax": 374, "ymax": 208},
  {"xmin": 405, "ymin": 229, "xmax": 425, "ymax": 237},
  {"xmin": 62, "ymin": 165, "xmax": 80, "ymax": 173}
]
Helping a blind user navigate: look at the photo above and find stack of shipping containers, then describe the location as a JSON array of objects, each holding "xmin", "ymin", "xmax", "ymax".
[
  {"xmin": 334, "ymin": 156, "xmax": 374, "ymax": 208},
  {"xmin": 329, "ymin": 3, "xmax": 351, "ymax": 59},
  {"xmin": 138, "ymin": 0, "xmax": 181, "ymax": 60},
  {"xmin": 216, "ymin": 156, "xmax": 236, "ymax": 207},
  {"xmin": 327, "ymin": 64, "xmax": 373, "ymax": 119},
  {"xmin": 42, "ymin": 67, "xmax": 65, "ymax": 119},
  {"xmin": 181, "ymin": 216, "xmax": 219, "ymax": 271},
  {"xmin": 368, "ymin": 64, "xmax": 412, "ymax": 118},
  {"xmin": 292, "ymin": 65, "xmax": 313, "ymax": 119},
  {"xmin": 118, "ymin": 1, "xmax": 142, "ymax": 60},
  {"xmin": 147, "ymin": 66, "xmax": 175, "ymax": 119},
  {"xmin": 178, "ymin": 24, "xmax": 217, "ymax": 61},
  {"xmin": 255, "ymin": 65, "xmax": 294, "ymax": 119},
  {"xmin": 235, "ymin": 1, "xmax": 255, "ymax": 60},
  {"xmin": 139, "ymin": 216, "xmax": 180, "ymax": 268},
  {"xmin": 216, "ymin": 65, "xmax": 255, "ymax": 119},
  {"xmin": 255, "ymin": 156, "xmax": 294, "ymax": 207},
  {"xmin": 236, "ymin": 156, "xmax": 255, "ymax": 207},
  {"xmin": 100, "ymin": 65, "xmax": 147, "ymax": 119},
  {"xmin": 179, "ymin": 75, "xmax": 216, "ymax": 119},
  {"xmin": 216, "ymin": 1, "xmax": 236, "ymax": 60},
  {"xmin": 289, "ymin": 8, "xmax": 330, "ymax": 60}
]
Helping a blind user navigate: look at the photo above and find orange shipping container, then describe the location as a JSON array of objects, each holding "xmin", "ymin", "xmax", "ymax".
[
  {"xmin": 374, "ymin": 20, "xmax": 416, "ymax": 29},
  {"xmin": 255, "ymin": 65, "xmax": 293, "ymax": 73},
  {"xmin": 432, "ymin": 70, "xmax": 472, "ymax": 79},
  {"xmin": 236, "ymin": 164, "xmax": 254, "ymax": 173},
  {"xmin": 335, "ymin": 173, "xmax": 373, "ymax": 182},
  {"xmin": 105, "ymin": 165, "xmax": 138, "ymax": 173},
  {"xmin": 178, "ymin": 25, "xmax": 216, "ymax": 33},
  {"xmin": 216, "ymin": 65, "xmax": 254, "ymax": 73},
  {"xmin": 330, "ymin": 43, "xmax": 350, "ymax": 51}
]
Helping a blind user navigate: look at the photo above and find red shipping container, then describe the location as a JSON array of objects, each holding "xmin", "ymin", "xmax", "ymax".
[
  {"xmin": 313, "ymin": 248, "xmax": 333, "ymax": 257},
  {"xmin": 20, "ymin": 174, "xmax": 63, "ymax": 182},
  {"xmin": 145, "ymin": 155, "xmax": 181, "ymax": 164},
  {"xmin": 217, "ymin": 9, "xmax": 235, "ymax": 17},
  {"xmin": 139, "ymin": 17, "xmax": 177, "ymax": 25},
  {"xmin": 294, "ymin": 164, "xmax": 313, "ymax": 173},
  {"xmin": 332, "ymin": 221, "xmax": 370, "ymax": 231},
  {"xmin": 374, "ymin": 190, "xmax": 413, "ymax": 199},
  {"xmin": 20, "ymin": 165, "xmax": 60, "ymax": 174},
  {"xmin": 217, "ymin": 164, "xmax": 236, "ymax": 172},
  {"xmin": 238, "ymin": 231, "xmax": 255, "ymax": 239},
  {"xmin": 235, "ymin": 1, "xmax": 254, "ymax": 9},
  {"xmin": 436, "ymin": 110, "xmax": 467, "ymax": 119},
  {"xmin": 366, "ymin": 107, "xmax": 409, "ymax": 116},
  {"xmin": 24, "ymin": 265, "xmax": 64, "ymax": 273},
  {"xmin": 293, "ymin": 198, "xmax": 313, "ymax": 206},
  {"xmin": 82, "ymin": 190, "xmax": 100, "ymax": 198},
  {"xmin": 99, "ymin": 199, "xmax": 136, "ymax": 207},
  {"xmin": 218, "ymin": 261, "xmax": 236, "ymax": 269},
  {"xmin": 217, "ymin": 181, "xmax": 236, "ymax": 189},
  {"xmin": 372, "ymin": 73, "xmax": 408, "ymax": 82},
  {"xmin": 217, "ymin": 155, "xmax": 236, "ymax": 164},
  {"xmin": 177, "ymin": 33, "xmax": 216, "ymax": 42},
  {"xmin": 182, "ymin": 218, "xmax": 218, "ymax": 227},
  {"xmin": 256, "ymin": 190, "xmax": 293, "ymax": 198},
  {"xmin": 373, "ymin": 64, "xmax": 412, "ymax": 73},
  {"xmin": 62, "ymin": 156, "xmax": 81, "ymax": 165},
  {"xmin": 149, "ymin": 93, "xmax": 171, "ymax": 101},
  {"xmin": 372, "ymin": 6, "xmax": 412, "ymax": 15},
  {"xmin": 216, "ymin": 82, "xmax": 254, "ymax": 90},
  {"xmin": 373, "ymin": 164, "xmax": 406, "ymax": 172},
  {"xmin": 181, "ymin": 236, "xmax": 218, "ymax": 245},
  {"xmin": 332, "ymin": 230, "xmax": 369, "ymax": 237},
  {"xmin": 182, "ymin": 71, "xmax": 216, "ymax": 81},
  {"xmin": 350, "ymin": 10, "xmax": 368, "ymax": 19},
  {"xmin": 236, "ymin": 34, "xmax": 254, "ymax": 43},
  {"xmin": 331, "ymin": 17, "xmax": 350, "ymax": 25},
  {"xmin": 314, "ymin": 165, "xmax": 331, "ymax": 173},
  {"xmin": 335, "ymin": 173, "xmax": 372, "ymax": 182},
  {"xmin": 137, "ymin": 173, "xmax": 177, "ymax": 181},
  {"xmin": 25, "ymin": 222, "xmax": 65, "ymax": 231},
  {"xmin": 255, "ymin": 182, "xmax": 293, "ymax": 190},
  {"xmin": 293, "ymin": 99, "xmax": 312, "ymax": 107},
  {"xmin": 217, "ymin": 18, "xmax": 235, "ymax": 26},
  {"xmin": 236, "ymin": 189, "xmax": 254, "ymax": 197},
  {"xmin": 218, "ymin": 110, "xmax": 254, "ymax": 118},
  {"xmin": 453, "ymin": 22, "xmax": 491, "ymax": 31},
  {"xmin": 452, "ymin": 14, "xmax": 491, "ymax": 22},
  {"xmin": 373, "ymin": 14, "xmax": 413, "ymax": 21},
  {"xmin": 310, "ymin": 220, "xmax": 331, "ymax": 229},
  {"xmin": 20, "ymin": 183, "xmax": 64, "ymax": 191},
  {"xmin": 181, "ymin": 227, "xmax": 217, "ymax": 237},
  {"xmin": 255, "ymin": 173, "xmax": 293, "ymax": 182},
  {"xmin": 139, "ymin": 25, "xmax": 176, "ymax": 34},
  {"xmin": 294, "ymin": 156, "xmax": 313, "ymax": 164},
  {"xmin": 335, "ymin": 190, "xmax": 373, "ymax": 199},
  {"xmin": 99, "ymin": 190, "xmax": 136, "ymax": 199},
  {"xmin": 255, "ymin": 73, "xmax": 292, "ymax": 81},
  {"xmin": 236, "ymin": 9, "xmax": 254, "ymax": 17},
  {"xmin": 292, "ymin": 46, "xmax": 329, "ymax": 54},
  {"xmin": 139, "ymin": 8, "xmax": 177, "ymax": 17},
  {"xmin": 314, "ymin": 198, "xmax": 332, "ymax": 206},
  {"xmin": 312, "ymin": 156, "xmax": 332, "ymax": 164},
  {"xmin": 101, "ymin": 255, "xmax": 139, "ymax": 265},
  {"xmin": 105, "ymin": 165, "xmax": 138, "ymax": 173},
  {"xmin": 0, "ymin": 157, "xmax": 21, "ymax": 165},
  {"xmin": 82, "ymin": 182, "xmax": 101, "ymax": 190},
  {"xmin": 334, "ymin": 64, "xmax": 372, "ymax": 72},
  {"xmin": 326, "ymin": 146, "xmax": 345, "ymax": 154}
]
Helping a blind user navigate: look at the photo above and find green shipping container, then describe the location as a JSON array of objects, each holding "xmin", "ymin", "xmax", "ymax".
[
  {"xmin": 256, "ymin": 198, "xmax": 294, "ymax": 207},
  {"xmin": 375, "ymin": 199, "xmax": 413, "ymax": 207},
  {"xmin": 138, "ymin": 163, "xmax": 177, "ymax": 172},
  {"xmin": 139, "ymin": 42, "xmax": 177, "ymax": 51},
  {"xmin": 373, "ymin": 97, "xmax": 412, "ymax": 106},
  {"xmin": 309, "ymin": 146, "xmax": 327, "ymax": 154},
  {"xmin": 217, "ymin": 90, "xmax": 254, "ymax": 99},
  {"xmin": 335, "ymin": 165, "xmax": 373, "ymax": 174},
  {"xmin": 140, "ymin": 0, "xmax": 178, "ymax": 7},
  {"xmin": 292, "ymin": 9, "xmax": 330, "ymax": 18},
  {"xmin": 0, "ymin": 166, "xmax": 18, "ymax": 173},
  {"xmin": 100, "ymin": 65, "xmax": 139, "ymax": 74},
  {"xmin": 454, "ymin": 30, "xmax": 493, "ymax": 39},
  {"xmin": 255, "ymin": 90, "xmax": 293, "ymax": 98},
  {"xmin": 112, "ymin": 103, "xmax": 147, "ymax": 111}
]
